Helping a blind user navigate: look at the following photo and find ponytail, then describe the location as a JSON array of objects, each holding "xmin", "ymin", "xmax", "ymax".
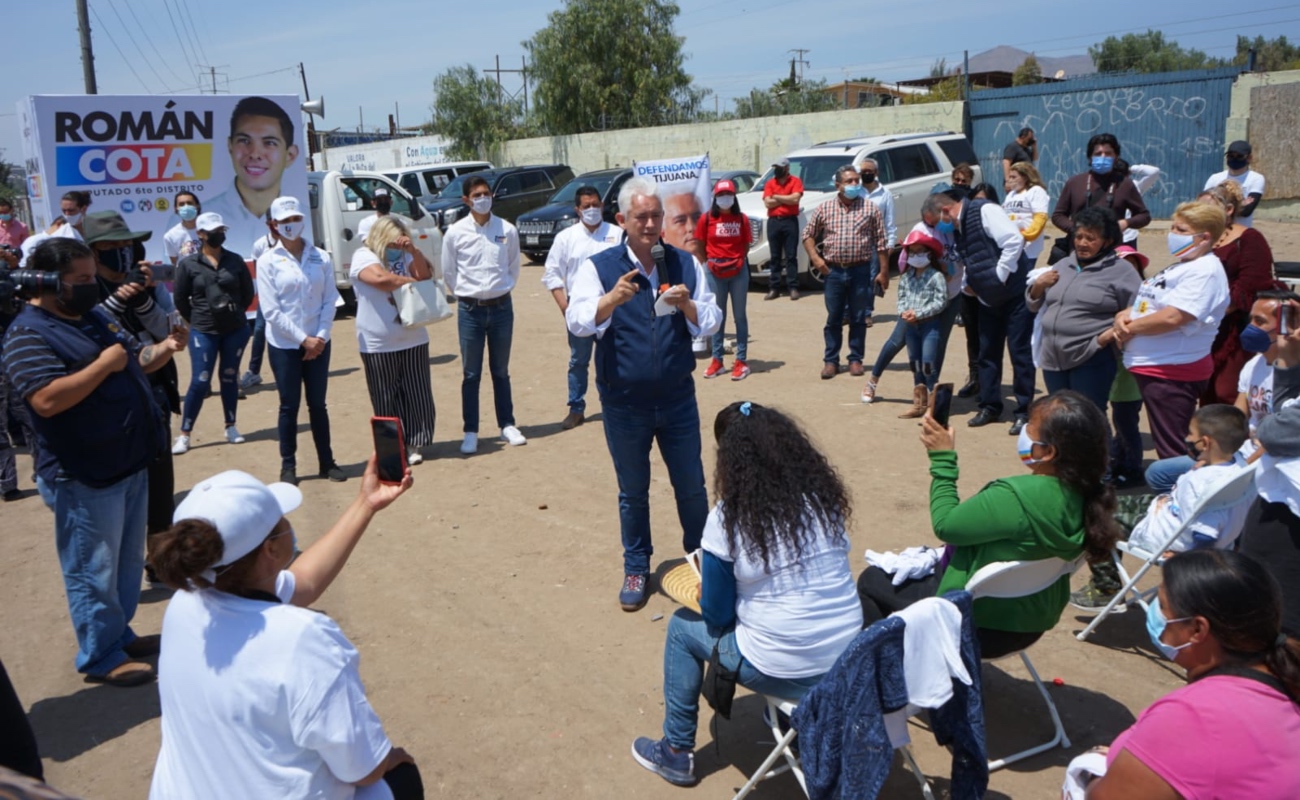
[
  {"xmin": 1031, "ymin": 390, "xmax": 1120, "ymax": 561},
  {"xmin": 150, "ymin": 519, "xmax": 224, "ymax": 591},
  {"xmin": 1262, "ymin": 635, "xmax": 1300, "ymax": 703}
]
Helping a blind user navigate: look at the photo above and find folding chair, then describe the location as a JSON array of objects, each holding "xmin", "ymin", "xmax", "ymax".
[
  {"xmin": 965, "ymin": 555, "xmax": 1085, "ymax": 770},
  {"xmin": 1075, "ymin": 465, "xmax": 1257, "ymax": 642},
  {"xmin": 731, "ymin": 696, "xmax": 935, "ymax": 800}
]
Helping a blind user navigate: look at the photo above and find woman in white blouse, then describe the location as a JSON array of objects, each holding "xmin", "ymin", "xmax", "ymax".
[
  {"xmin": 1003, "ymin": 162, "xmax": 1051, "ymax": 263},
  {"xmin": 255, "ymin": 196, "xmax": 344, "ymax": 485},
  {"xmin": 349, "ymin": 217, "xmax": 437, "ymax": 465}
]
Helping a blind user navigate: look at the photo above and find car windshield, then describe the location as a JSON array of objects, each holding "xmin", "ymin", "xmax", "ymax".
[
  {"xmin": 754, "ymin": 156, "xmax": 853, "ymax": 193},
  {"xmin": 549, "ymin": 173, "xmax": 619, "ymax": 205}
]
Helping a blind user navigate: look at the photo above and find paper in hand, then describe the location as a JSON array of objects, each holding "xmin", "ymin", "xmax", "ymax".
[{"xmin": 654, "ymin": 285, "xmax": 678, "ymax": 317}]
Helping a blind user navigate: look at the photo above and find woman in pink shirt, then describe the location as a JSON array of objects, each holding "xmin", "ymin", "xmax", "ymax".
[{"xmin": 1086, "ymin": 549, "xmax": 1300, "ymax": 799}]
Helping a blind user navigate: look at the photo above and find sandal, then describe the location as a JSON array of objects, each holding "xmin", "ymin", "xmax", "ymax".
[{"xmin": 85, "ymin": 660, "xmax": 155, "ymax": 688}]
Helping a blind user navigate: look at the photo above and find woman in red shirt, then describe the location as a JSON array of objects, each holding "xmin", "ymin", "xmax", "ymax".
[{"xmin": 695, "ymin": 180, "xmax": 754, "ymax": 380}]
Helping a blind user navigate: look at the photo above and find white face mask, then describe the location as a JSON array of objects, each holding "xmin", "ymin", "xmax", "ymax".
[
  {"xmin": 64, "ymin": 212, "xmax": 83, "ymax": 226},
  {"xmin": 579, "ymin": 207, "xmax": 603, "ymax": 226},
  {"xmin": 277, "ymin": 221, "xmax": 303, "ymax": 241},
  {"xmin": 470, "ymin": 196, "xmax": 493, "ymax": 215},
  {"xmin": 716, "ymin": 195, "xmax": 736, "ymax": 210},
  {"xmin": 906, "ymin": 253, "xmax": 931, "ymax": 268}
]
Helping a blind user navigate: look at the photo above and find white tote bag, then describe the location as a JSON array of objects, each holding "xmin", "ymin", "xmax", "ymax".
[{"xmin": 394, "ymin": 279, "xmax": 453, "ymax": 328}]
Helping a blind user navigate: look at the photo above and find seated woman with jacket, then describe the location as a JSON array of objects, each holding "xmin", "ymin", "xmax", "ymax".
[
  {"xmin": 630, "ymin": 401, "xmax": 863, "ymax": 787},
  {"xmin": 858, "ymin": 390, "xmax": 1118, "ymax": 658}
]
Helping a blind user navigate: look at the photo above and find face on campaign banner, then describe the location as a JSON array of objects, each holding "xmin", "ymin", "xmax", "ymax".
[
  {"xmin": 20, "ymin": 94, "xmax": 311, "ymax": 261},
  {"xmin": 633, "ymin": 154, "xmax": 711, "ymax": 253}
]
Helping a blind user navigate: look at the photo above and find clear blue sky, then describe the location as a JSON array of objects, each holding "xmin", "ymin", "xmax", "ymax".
[{"xmin": 4, "ymin": 0, "xmax": 1298, "ymax": 160}]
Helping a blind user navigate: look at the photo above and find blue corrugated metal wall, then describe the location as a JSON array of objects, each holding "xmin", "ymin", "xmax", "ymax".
[{"xmin": 968, "ymin": 68, "xmax": 1240, "ymax": 219}]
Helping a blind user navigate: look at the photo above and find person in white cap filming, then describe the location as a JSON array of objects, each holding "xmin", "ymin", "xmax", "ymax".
[
  {"xmin": 148, "ymin": 455, "xmax": 423, "ymax": 800},
  {"xmin": 256, "ymin": 196, "xmax": 344, "ymax": 485}
]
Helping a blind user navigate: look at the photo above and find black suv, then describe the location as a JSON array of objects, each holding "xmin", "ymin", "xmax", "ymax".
[
  {"xmin": 516, "ymin": 168, "xmax": 633, "ymax": 261},
  {"xmin": 425, "ymin": 164, "xmax": 575, "ymax": 231}
]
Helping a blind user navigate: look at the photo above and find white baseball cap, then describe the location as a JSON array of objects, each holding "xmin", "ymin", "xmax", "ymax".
[
  {"xmin": 173, "ymin": 470, "xmax": 303, "ymax": 576},
  {"xmin": 195, "ymin": 212, "xmax": 226, "ymax": 232},
  {"xmin": 374, "ymin": 187, "xmax": 390, "ymax": 197},
  {"xmin": 270, "ymin": 196, "xmax": 303, "ymax": 221}
]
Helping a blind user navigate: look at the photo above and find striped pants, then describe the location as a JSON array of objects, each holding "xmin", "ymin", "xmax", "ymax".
[{"xmin": 360, "ymin": 343, "xmax": 436, "ymax": 449}]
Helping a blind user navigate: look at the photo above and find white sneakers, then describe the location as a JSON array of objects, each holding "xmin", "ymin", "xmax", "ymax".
[
  {"xmin": 226, "ymin": 426, "xmax": 245, "ymax": 444},
  {"xmin": 501, "ymin": 425, "xmax": 527, "ymax": 447},
  {"xmin": 460, "ymin": 433, "xmax": 478, "ymax": 454},
  {"xmin": 171, "ymin": 434, "xmax": 190, "ymax": 455},
  {"xmin": 238, "ymin": 371, "xmax": 262, "ymax": 389},
  {"xmin": 407, "ymin": 451, "xmax": 424, "ymax": 466}
]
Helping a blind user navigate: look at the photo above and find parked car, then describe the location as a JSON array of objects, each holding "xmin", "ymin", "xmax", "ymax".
[
  {"xmin": 424, "ymin": 164, "xmax": 576, "ymax": 231},
  {"xmin": 307, "ymin": 170, "xmax": 443, "ymax": 304},
  {"xmin": 712, "ymin": 169, "xmax": 761, "ymax": 193},
  {"xmin": 383, "ymin": 161, "xmax": 492, "ymax": 208},
  {"xmin": 738, "ymin": 132, "xmax": 980, "ymax": 287},
  {"xmin": 516, "ymin": 168, "xmax": 633, "ymax": 261}
]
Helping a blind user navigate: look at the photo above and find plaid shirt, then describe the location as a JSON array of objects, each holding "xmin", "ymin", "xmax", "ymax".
[
  {"xmin": 897, "ymin": 266, "xmax": 949, "ymax": 319},
  {"xmin": 802, "ymin": 194, "xmax": 886, "ymax": 265}
]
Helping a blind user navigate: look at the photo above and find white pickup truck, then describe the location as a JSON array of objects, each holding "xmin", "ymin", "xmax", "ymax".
[{"xmin": 306, "ymin": 170, "xmax": 443, "ymax": 305}]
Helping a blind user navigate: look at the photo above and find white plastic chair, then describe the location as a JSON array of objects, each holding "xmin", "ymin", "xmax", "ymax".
[
  {"xmin": 965, "ymin": 555, "xmax": 1085, "ymax": 770},
  {"xmin": 1076, "ymin": 465, "xmax": 1257, "ymax": 642},
  {"xmin": 731, "ymin": 696, "xmax": 935, "ymax": 800}
]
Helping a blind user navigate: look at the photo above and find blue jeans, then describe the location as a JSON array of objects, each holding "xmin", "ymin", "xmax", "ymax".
[
  {"xmin": 662, "ymin": 609, "xmax": 823, "ymax": 751},
  {"xmin": 1042, "ymin": 347, "xmax": 1116, "ymax": 414},
  {"xmin": 37, "ymin": 470, "xmax": 148, "ymax": 676},
  {"xmin": 976, "ymin": 295, "xmax": 1036, "ymax": 417},
  {"xmin": 869, "ymin": 318, "xmax": 907, "ymax": 380},
  {"xmin": 823, "ymin": 263, "xmax": 870, "ymax": 364},
  {"xmin": 864, "ymin": 252, "xmax": 880, "ymax": 317},
  {"xmin": 567, "ymin": 332, "xmax": 594, "ymax": 414},
  {"xmin": 601, "ymin": 398, "xmax": 708, "ymax": 575},
  {"xmin": 707, "ymin": 270, "xmax": 749, "ymax": 361},
  {"xmin": 267, "ymin": 342, "xmax": 335, "ymax": 471},
  {"xmin": 904, "ymin": 317, "xmax": 944, "ymax": 391},
  {"xmin": 1146, "ymin": 456, "xmax": 1196, "ymax": 493},
  {"xmin": 181, "ymin": 326, "xmax": 251, "ymax": 432},
  {"xmin": 247, "ymin": 310, "xmax": 266, "ymax": 375},
  {"xmin": 458, "ymin": 299, "xmax": 515, "ymax": 433}
]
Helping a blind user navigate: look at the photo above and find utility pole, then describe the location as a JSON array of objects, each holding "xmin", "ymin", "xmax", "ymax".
[
  {"xmin": 75, "ymin": 0, "xmax": 97, "ymax": 94},
  {"xmin": 196, "ymin": 65, "xmax": 227, "ymax": 94},
  {"xmin": 788, "ymin": 48, "xmax": 810, "ymax": 86},
  {"xmin": 485, "ymin": 56, "xmax": 529, "ymax": 113}
]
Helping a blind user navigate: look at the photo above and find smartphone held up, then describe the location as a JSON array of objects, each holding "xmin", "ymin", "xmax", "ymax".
[{"xmin": 371, "ymin": 416, "xmax": 407, "ymax": 484}]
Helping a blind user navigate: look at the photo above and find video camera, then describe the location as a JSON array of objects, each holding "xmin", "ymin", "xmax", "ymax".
[{"xmin": 0, "ymin": 248, "xmax": 61, "ymax": 314}]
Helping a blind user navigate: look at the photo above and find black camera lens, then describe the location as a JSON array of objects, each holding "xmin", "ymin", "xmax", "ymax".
[{"xmin": 9, "ymin": 269, "xmax": 62, "ymax": 296}]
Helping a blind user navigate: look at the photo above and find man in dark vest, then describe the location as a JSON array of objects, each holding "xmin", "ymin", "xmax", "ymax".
[
  {"xmin": 933, "ymin": 190, "xmax": 1036, "ymax": 434},
  {"xmin": 1, "ymin": 239, "xmax": 184, "ymax": 686},
  {"xmin": 565, "ymin": 177, "xmax": 722, "ymax": 611}
]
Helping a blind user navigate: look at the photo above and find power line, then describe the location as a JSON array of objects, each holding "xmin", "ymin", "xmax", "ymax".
[
  {"xmin": 88, "ymin": 3, "xmax": 153, "ymax": 92},
  {"xmin": 105, "ymin": 0, "xmax": 173, "ymax": 92},
  {"xmin": 163, "ymin": 0, "xmax": 202, "ymax": 83},
  {"xmin": 126, "ymin": 0, "xmax": 191, "ymax": 87},
  {"xmin": 176, "ymin": 0, "xmax": 209, "ymax": 67}
]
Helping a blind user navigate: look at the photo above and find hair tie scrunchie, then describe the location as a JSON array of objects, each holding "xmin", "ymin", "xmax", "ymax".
[{"xmin": 739, "ymin": 402, "xmax": 752, "ymax": 417}]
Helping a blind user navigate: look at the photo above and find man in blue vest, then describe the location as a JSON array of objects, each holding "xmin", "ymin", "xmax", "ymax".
[
  {"xmin": 566, "ymin": 177, "xmax": 722, "ymax": 611},
  {"xmin": 1, "ymin": 238, "xmax": 185, "ymax": 686},
  {"xmin": 933, "ymin": 189, "xmax": 1036, "ymax": 434}
]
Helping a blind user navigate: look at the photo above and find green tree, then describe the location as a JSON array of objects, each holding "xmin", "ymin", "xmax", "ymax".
[
  {"xmin": 428, "ymin": 65, "xmax": 524, "ymax": 161},
  {"xmin": 904, "ymin": 77, "xmax": 965, "ymax": 105},
  {"xmin": 929, "ymin": 58, "xmax": 951, "ymax": 79},
  {"xmin": 1233, "ymin": 35, "xmax": 1300, "ymax": 71},
  {"xmin": 1089, "ymin": 30, "xmax": 1224, "ymax": 74},
  {"xmin": 1012, "ymin": 55, "xmax": 1043, "ymax": 86},
  {"xmin": 525, "ymin": 0, "xmax": 707, "ymax": 134},
  {"xmin": 733, "ymin": 77, "xmax": 840, "ymax": 119}
]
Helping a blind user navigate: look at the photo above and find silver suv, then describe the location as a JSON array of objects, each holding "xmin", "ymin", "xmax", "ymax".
[{"xmin": 737, "ymin": 132, "xmax": 981, "ymax": 287}]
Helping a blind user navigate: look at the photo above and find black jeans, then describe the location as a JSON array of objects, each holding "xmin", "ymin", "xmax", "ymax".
[
  {"xmin": 1241, "ymin": 498, "xmax": 1300, "ymax": 636},
  {"xmin": 961, "ymin": 293, "xmax": 982, "ymax": 376},
  {"xmin": 0, "ymin": 657, "xmax": 42, "ymax": 781},
  {"xmin": 766, "ymin": 216, "xmax": 799, "ymax": 291},
  {"xmin": 856, "ymin": 566, "xmax": 1042, "ymax": 659},
  {"xmin": 383, "ymin": 761, "xmax": 424, "ymax": 800},
  {"xmin": 267, "ymin": 342, "xmax": 335, "ymax": 471},
  {"xmin": 976, "ymin": 295, "xmax": 1036, "ymax": 418}
]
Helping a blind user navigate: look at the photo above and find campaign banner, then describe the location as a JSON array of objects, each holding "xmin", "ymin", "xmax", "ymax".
[
  {"xmin": 632, "ymin": 153, "xmax": 710, "ymax": 253},
  {"xmin": 18, "ymin": 94, "xmax": 311, "ymax": 261}
]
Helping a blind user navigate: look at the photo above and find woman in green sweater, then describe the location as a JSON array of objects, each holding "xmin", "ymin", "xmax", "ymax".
[{"xmin": 858, "ymin": 390, "xmax": 1119, "ymax": 657}]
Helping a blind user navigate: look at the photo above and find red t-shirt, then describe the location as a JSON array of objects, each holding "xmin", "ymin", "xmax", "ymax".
[
  {"xmin": 694, "ymin": 211, "xmax": 753, "ymax": 262},
  {"xmin": 763, "ymin": 175, "xmax": 804, "ymax": 218}
]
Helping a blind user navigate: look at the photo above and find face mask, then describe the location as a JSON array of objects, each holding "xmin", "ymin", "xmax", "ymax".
[
  {"xmin": 1090, "ymin": 156, "xmax": 1115, "ymax": 174},
  {"xmin": 385, "ymin": 247, "xmax": 404, "ymax": 263},
  {"xmin": 579, "ymin": 207, "xmax": 603, "ymax": 226},
  {"xmin": 375, "ymin": 198, "xmax": 393, "ymax": 214},
  {"xmin": 177, "ymin": 205, "xmax": 199, "ymax": 222},
  {"xmin": 470, "ymin": 196, "xmax": 493, "ymax": 215},
  {"xmin": 1240, "ymin": 324, "xmax": 1274, "ymax": 354},
  {"xmin": 0, "ymin": 213, "xmax": 11, "ymax": 222},
  {"xmin": 842, "ymin": 184, "xmax": 864, "ymax": 200},
  {"xmin": 1017, "ymin": 427, "xmax": 1047, "ymax": 467},
  {"xmin": 1226, "ymin": 157, "xmax": 1249, "ymax": 171},
  {"xmin": 59, "ymin": 281, "xmax": 100, "ymax": 316},
  {"xmin": 98, "ymin": 246, "xmax": 134, "ymax": 274},
  {"xmin": 277, "ymin": 221, "xmax": 304, "ymax": 241},
  {"xmin": 774, "ymin": 167, "xmax": 788, "ymax": 178},
  {"xmin": 715, "ymin": 195, "xmax": 735, "ymax": 211},
  {"xmin": 1185, "ymin": 436, "xmax": 1204, "ymax": 461},
  {"xmin": 860, "ymin": 172, "xmax": 877, "ymax": 184},
  {"xmin": 204, "ymin": 230, "xmax": 226, "ymax": 249},
  {"xmin": 907, "ymin": 253, "xmax": 931, "ymax": 268},
  {"xmin": 1167, "ymin": 232, "xmax": 1198, "ymax": 258},
  {"xmin": 936, "ymin": 219, "xmax": 955, "ymax": 235},
  {"xmin": 1146, "ymin": 597, "xmax": 1194, "ymax": 661}
]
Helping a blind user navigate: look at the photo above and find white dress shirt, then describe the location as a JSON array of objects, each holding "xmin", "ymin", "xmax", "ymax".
[
  {"xmin": 542, "ymin": 221, "xmax": 622, "ymax": 293},
  {"xmin": 958, "ymin": 202, "xmax": 1025, "ymax": 305},
  {"xmin": 205, "ymin": 184, "xmax": 269, "ymax": 258},
  {"xmin": 565, "ymin": 243, "xmax": 721, "ymax": 339},
  {"xmin": 256, "ymin": 240, "xmax": 339, "ymax": 350},
  {"xmin": 440, "ymin": 213, "xmax": 520, "ymax": 300},
  {"xmin": 864, "ymin": 183, "xmax": 897, "ymax": 249}
]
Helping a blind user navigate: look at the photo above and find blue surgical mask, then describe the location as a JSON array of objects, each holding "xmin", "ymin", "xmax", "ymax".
[
  {"xmin": 1146, "ymin": 597, "xmax": 1194, "ymax": 661},
  {"xmin": 842, "ymin": 184, "xmax": 864, "ymax": 200},
  {"xmin": 0, "ymin": 213, "xmax": 12, "ymax": 222},
  {"xmin": 1167, "ymin": 232, "xmax": 1198, "ymax": 258},
  {"xmin": 385, "ymin": 247, "xmax": 404, "ymax": 263},
  {"xmin": 1091, "ymin": 156, "xmax": 1115, "ymax": 174},
  {"xmin": 178, "ymin": 205, "xmax": 199, "ymax": 222},
  {"xmin": 936, "ymin": 219, "xmax": 955, "ymax": 235},
  {"xmin": 1240, "ymin": 324, "xmax": 1274, "ymax": 354}
]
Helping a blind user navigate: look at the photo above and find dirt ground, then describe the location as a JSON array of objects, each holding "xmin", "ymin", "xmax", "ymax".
[{"xmin": 2, "ymin": 219, "xmax": 1297, "ymax": 800}]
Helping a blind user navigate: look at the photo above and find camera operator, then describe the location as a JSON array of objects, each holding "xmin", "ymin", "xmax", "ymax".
[
  {"xmin": 0, "ymin": 238, "xmax": 184, "ymax": 686},
  {"xmin": 0, "ymin": 251, "xmax": 35, "ymax": 502}
]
